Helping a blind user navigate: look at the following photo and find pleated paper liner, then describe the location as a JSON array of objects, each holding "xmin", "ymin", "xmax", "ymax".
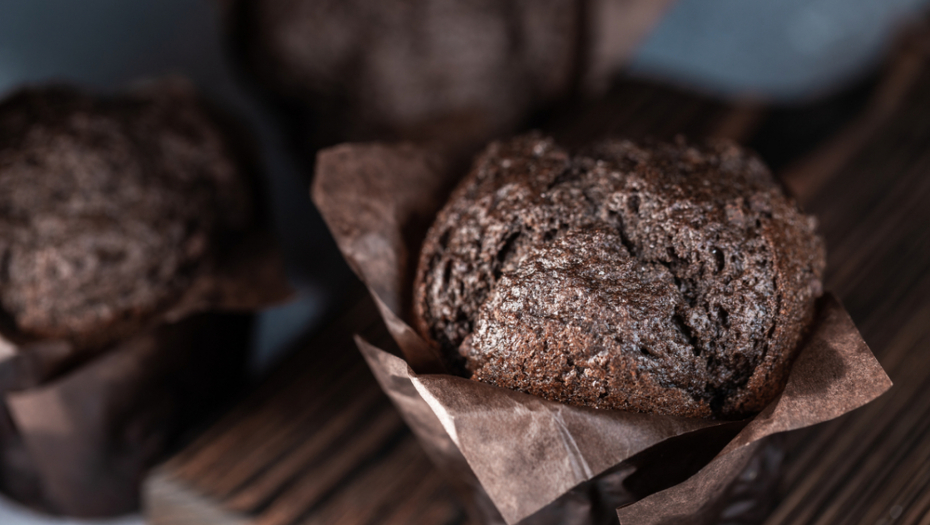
[
  {"xmin": 0, "ymin": 231, "xmax": 292, "ymax": 516},
  {"xmin": 312, "ymin": 141, "xmax": 891, "ymax": 524}
]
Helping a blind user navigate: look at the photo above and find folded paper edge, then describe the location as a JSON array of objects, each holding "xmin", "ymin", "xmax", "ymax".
[
  {"xmin": 615, "ymin": 440, "xmax": 764, "ymax": 525},
  {"xmin": 316, "ymin": 142, "xmax": 894, "ymax": 525},
  {"xmin": 355, "ymin": 334, "xmax": 730, "ymax": 524},
  {"xmin": 720, "ymin": 294, "xmax": 892, "ymax": 454},
  {"xmin": 615, "ymin": 294, "xmax": 893, "ymax": 523}
]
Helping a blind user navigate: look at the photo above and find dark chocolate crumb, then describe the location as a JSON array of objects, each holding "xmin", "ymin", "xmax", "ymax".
[{"xmin": 414, "ymin": 134, "xmax": 825, "ymax": 418}]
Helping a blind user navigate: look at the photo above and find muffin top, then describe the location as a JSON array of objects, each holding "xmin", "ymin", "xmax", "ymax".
[
  {"xmin": 232, "ymin": 0, "xmax": 579, "ymax": 148},
  {"xmin": 413, "ymin": 134, "xmax": 825, "ymax": 418},
  {"xmin": 0, "ymin": 84, "xmax": 253, "ymax": 348}
]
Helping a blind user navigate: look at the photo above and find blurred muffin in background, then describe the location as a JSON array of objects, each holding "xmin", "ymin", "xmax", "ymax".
[
  {"xmin": 0, "ymin": 81, "xmax": 255, "ymax": 350},
  {"xmin": 225, "ymin": 0, "xmax": 583, "ymax": 153},
  {"xmin": 0, "ymin": 80, "xmax": 287, "ymax": 517}
]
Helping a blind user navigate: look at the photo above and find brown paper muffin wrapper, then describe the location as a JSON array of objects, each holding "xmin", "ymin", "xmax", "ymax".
[
  {"xmin": 0, "ymin": 232, "xmax": 293, "ymax": 517},
  {"xmin": 312, "ymin": 142, "xmax": 892, "ymax": 524}
]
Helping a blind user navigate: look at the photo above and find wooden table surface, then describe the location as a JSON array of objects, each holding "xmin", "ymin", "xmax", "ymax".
[{"xmin": 143, "ymin": 23, "xmax": 930, "ymax": 525}]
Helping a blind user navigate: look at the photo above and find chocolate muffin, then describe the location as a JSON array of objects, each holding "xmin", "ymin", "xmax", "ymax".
[
  {"xmin": 413, "ymin": 135, "xmax": 825, "ymax": 418},
  {"xmin": 228, "ymin": 0, "xmax": 580, "ymax": 149},
  {"xmin": 0, "ymin": 83, "xmax": 254, "ymax": 349}
]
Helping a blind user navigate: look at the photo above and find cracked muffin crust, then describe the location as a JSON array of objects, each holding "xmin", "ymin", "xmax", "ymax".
[
  {"xmin": 413, "ymin": 134, "xmax": 825, "ymax": 418},
  {"xmin": 0, "ymin": 84, "xmax": 254, "ymax": 349}
]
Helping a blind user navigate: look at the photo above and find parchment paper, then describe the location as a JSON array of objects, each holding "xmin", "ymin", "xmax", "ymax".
[
  {"xmin": 0, "ymin": 231, "xmax": 292, "ymax": 394},
  {"xmin": 312, "ymin": 142, "xmax": 892, "ymax": 524},
  {"xmin": 0, "ymin": 231, "xmax": 292, "ymax": 516}
]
